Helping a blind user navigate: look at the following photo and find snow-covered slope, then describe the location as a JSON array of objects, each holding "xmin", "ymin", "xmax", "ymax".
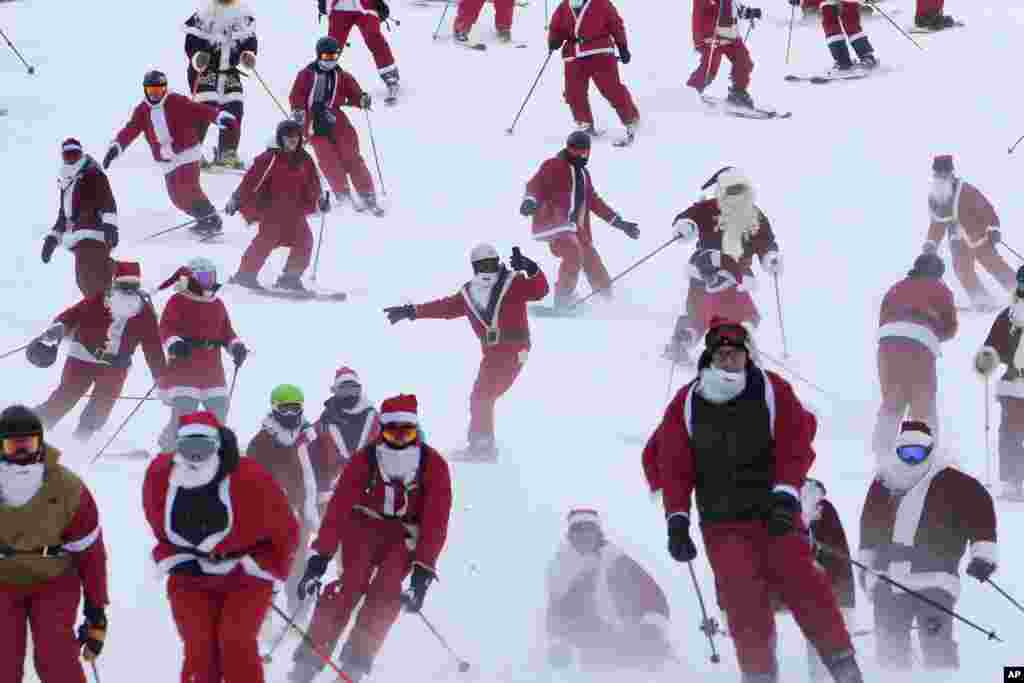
[{"xmin": 1, "ymin": 0, "xmax": 1022, "ymax": 680}]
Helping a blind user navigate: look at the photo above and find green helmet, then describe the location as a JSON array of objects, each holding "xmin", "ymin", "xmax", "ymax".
[{"xmin": 271, "ymin": 384, "xmax": 304, "ymax": 407}]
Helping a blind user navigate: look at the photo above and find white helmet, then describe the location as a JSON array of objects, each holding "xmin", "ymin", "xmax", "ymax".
[
  {"xmin": 470, "ymin": 243, "xmax": 499, "ymax": 264},
  {"xmin": 187, "ymin": 256, "xmax": 218, "ymax": 289}
]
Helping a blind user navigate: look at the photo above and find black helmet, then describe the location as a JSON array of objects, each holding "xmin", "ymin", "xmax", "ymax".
[
  {"xmin": 26, "ymin": 340, "xmax": 58, "ymax": 369},
  {"xmin": 143, "ymin": 70, "xmax": 168, "ymax": 88},
  {"xmin": 566, "ymin": 130, "xmax": 591, "ymax": 151},
  {"xmin": 0, "ymin": 405, "xmax": 43, "ymax": 440},
  {"xmin": 276, "ymin": 119, "xmax": 303, "ymax": 149},
  {"xmin": 316, "ymin": 36, "xmax": 342, "ymax": 57},
  {"xmin": 909, "ymin": 253, "xmax": 945, "ymax": 279}
]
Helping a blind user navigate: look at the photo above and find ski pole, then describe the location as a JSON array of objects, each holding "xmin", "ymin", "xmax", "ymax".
[
  {"xmin": 986, "ymin": 578, "xmax": 1024, "ymax": 615},
  {"xmin": 785, "ymin": 3, "xmax": 796, "ymax": 64},
  {"xmin": 414, "ymin": 611, "xmax": 471, "ymax": 672},
  {"xmin": 0, "ymin": 27, "xmax": 35, "ymax": 74},
  {"xmin": 226, "ymin": 364, "xmax": 242, "ymax": 419},
  {"xmin": 985, "ymin": 375, "xmax": 992, "ymax": 489},
  {"xmin": 312, "ymin": 195, "xmax": 328, "ymax": 283},
  {"xmin": 772, "ymin": 272, "xmax": 789, "ymax": 358},
  {"xmin": 702, "ymin": 0, "xmax": 723, "ymax": 90},
  {"xmin": 269, "ymin": 603, "xmax": 353, "ymax": 683},
  {"xmin": 758, "ymin": 349, "xmax": 844, "ymax": 402},
  {"xmin": 862, "ymin": 0, "xmax": 923, "ymax": 50},
  {"xmin": 505, "ymin": 50, "xmax": 555, "ymax": 135},
  {"xmin": 574, "ymin": 236, "xmax": 681, "ymax": 308},
  {"xmin": 363, "ymin": 108, "xmax": 388, "ymax": 197},
  {"xmin": 90, "ymin": 382, "xmax": 158, "ymax": 464},
  {"xmin": 998, "ymin": 241, "xmax": 1024, "ymax": 263},
  {"xmin": 262, "ymin": 600, "xmax": 309, "ymax": 663},
  {"xmin": 1009, "ymin": 134, "xmax": 1024, "ymax": 155},
  {"xmin": 0, "ymin": 341, "xmax": 34, "ymax": 361},
  {"xmin": 137, "ymin": 214, "xmax": 216, "ymax": 243},
  {"xmin": 83, "ymin": 394, "xmax": 163, "ymax": 402},
  {"xmin": 686, "ymin": 562, "xmax": 721, "ymax": 663},
  {"xmin": 251, "ymin": 67, "xmax": 290, "ymax": 117},
  {"xmin": 431, "ymin": 0, "xmax": 451, "ymax": 40},
  {"xmin": 544, "ymin": 0, "xmax": 549, "ymax": 28}
]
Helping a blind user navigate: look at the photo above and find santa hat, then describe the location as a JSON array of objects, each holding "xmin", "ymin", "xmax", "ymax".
[
  {"xmin": 61, "ymin": 138, "xmax": 83, "ymax": 155},
  {"xmin": 158, "ymin": 266, "xmax": 193, "ymax": 291},
  {"xmin": 380, "ymin": 394, "xmax": 418, "ymax": 425},
  {"xmin": 700, "ymin": 166, "xmax": 734, "ymax": 191},
  {"xmin": 177, "ymin": 411, "xmax": 222, "ymax": 441},
  {"xmin": 566, "ymin": 507, "xmax": 601, "ymax": 529},
  {"xmin": 333, "ymin": 366, "xmax": 361, "ymax": 388},
  {"xmin": 932, "ymin": 155, "xmax": 954, "ymax": 175},
  {"xmin": 112, "ymin": 261, "xmax": 141, "ymax": 286},
  {"xmin": 895, "ymin": 420, "xmax": 934, "ymax": 449}
]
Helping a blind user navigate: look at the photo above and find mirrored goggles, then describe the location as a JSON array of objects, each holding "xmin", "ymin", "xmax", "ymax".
[
  {"xmin": 144, "ymin": 85, "xmax": 167, "ymax": 100},
  {"xmin": 193, "ymin": 271, "xmax": 216, "ymax": 289},
  {"xmin": 273, "ymin": 403, "xmax": 303, "ymax": 417},
  {"xmin": 176, "ymin": 435, "xmax": 220, "ymax": 462},
  {"xmin": 381, "ymin": 424, "xmax": 418, "ymax": 448},
  {"xmin": 61, "ymin": 149, "xmax": 83, "ymax": 165},
  {"xmin": 318, "ymin": 52, "xmax": 340, "ymax": 63},
  {"xmin": 896, "ymin": 444, "xmax": 932, "ymax": 465},
  {"xmin": 1, "ymin": 435, "xmax": 41, "ymax": 462},
  {"xmin": 472, "ymin": 258, "xmax": 500, "ymax": 275}
]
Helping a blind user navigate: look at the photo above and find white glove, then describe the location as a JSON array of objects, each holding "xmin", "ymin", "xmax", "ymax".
[
  {"xmin": 761, "ymin": 251, "xmax": 783, "ymax": 276},
  {"xmin": 672, "ymin": 217, "xmax": 698, "ymax": 242},
  {"xmin": 215, "ymin": 111, "xmax": 237, "ymax": 130},
  {"xmin": 975, "ymin": 347, "xmax": 1000, "ymax": 377},
  {"xmin": 40, "ymin": 322, "xmax": 65, "ymax": 343}
]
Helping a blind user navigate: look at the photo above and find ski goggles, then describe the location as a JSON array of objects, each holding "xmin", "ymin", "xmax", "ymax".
[
  {"xmin": 61, "ymin": 148, "xmax": 83, "ymax": 165},
  {"xmin": 112, "ymin": 281, "xmax": 141, "ymax": 293},
  {"xmin": 176, "ymin": 435, "xmax": 220, "ymax": 462},
  {"xmin": 144, "ymin": 84, "xmax": 168, "ymax": 100},
  {"xmin": 193, "ymin": 271, "xmax": 217, "ymax": 289},
  {"xmin": 381, "ymin": 424, "xmax": 418, "ymax": 448},
  {"xmin": 273, "ymin": 403, "xmax": 303, "ymax": 417},
  {"xmin": 472, "ymin": 258, "xmax": 500, "ymax": 275},
  {"xmin": 1, "ymin": 435, "xmax": 41, "ymax": 462},
  {"xmin": 896, "ymin": 444, "xmax": 932, "ymax": 465},
  {"xmin": 706, "ymin": 323, "xmax": 748, "ymax": 350},
  {"xmin": 332, "ymin": 381, "xmax": 361, "ymax": 398},
  {"xmin": 318, "ymin": 51, "xmax": 340, "ymax": 63}
]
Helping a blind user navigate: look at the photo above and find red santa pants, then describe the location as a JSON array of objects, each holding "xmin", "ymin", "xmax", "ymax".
[
  {"xmin": 951, "ymin": 240, "xmax": 1016, "ymax": 302},
  {"xmin": 36, "ymin": 357, "xmax": 128, "ymax": 438},
  {"xmin": 563, "ymin": 54, "xmax": 639, "ymax": 126},
  {"xmin": 702, "ymin": 521, "xmax": 852, "ymax": 677},
  {"xmin": 165, "ymin": 161, "xmax": 213, "ymax": 216},
  {"xmin": 916, "ymin": 0, "xmax": 945, "ymax": 20},
  {"xmin": 168, "ymin": 573, "xmax": 274, "ymax": 683},
  {"xmin": 305, "ymin": 517, "xmax": 411, "ymax": 666},
  {"xmin": 237, "ymin": 215, "xmax": 314, "ymax": 277},
  {"xmin": 998, "ymin": 397, "xmax": 1024, "ymax": 484},
  {"xmin": 454, "ymin": 0, "xmax": 514, "ymax": 34},
  {"xmin": 872, "ymin": 338, "xmax": 937, "ymax": 455},
  {"xmin": 311, "ymin": 128, "xmax": 374, "ymax": 198},
  {"xmin": 330, "ymin": 12, "xmax": 397, "ymax": 74},
  {"xmin": 548, "ymin": 233, "xmax": 612, "ymax": 299},
  {"xmin": 821, "ymin": 2, "xmax": 864, "ymax": 39},
  {"xmin": 71, "ymin": 241, "xmax": 113, "ymax": 298},
  {"xmin": 469, "ymin": 348, "xmax": 524, "ymax": 440},
  {"xmin": 0, "ymin": 571, "xmax": 87, "ymax": 683},
  {"xmin": 686, "ymin": 42, "xmax": 753, "ymax": 92}
]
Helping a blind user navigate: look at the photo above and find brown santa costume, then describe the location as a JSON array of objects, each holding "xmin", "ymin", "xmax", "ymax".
[
  {"xmin": 545, "ymin": 508, "xmax": 673, "ymax": 674},
  {"xmin": 30, "ymin": 262, "xmax": 165, "ymax": 441},
  {"xmin": 42, "ymin": 138, "xmax": 118, "ymax": 297},
  {"xmin": 923, "ymin": 154, "xmax": 1013, "ymax": 311},
  {"xmin": 143, "ymin": 411, "xmax": 299, "ymax": 683},
  {"xmin": 859, "ymin": 421, "xmax": 997, "ymax": 670}
]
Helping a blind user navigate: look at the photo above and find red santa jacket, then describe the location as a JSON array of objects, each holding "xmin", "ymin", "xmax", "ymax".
[
  {"xmin": 925, "ymin": 180, "xmax": 999, "ymax": 249},
  {"xmin": 675, "ymin": 199, "xmax": 777, "ymax": 285},
  {"xmin": 524, "ymin": 151, "xmax": 619, "ymax": 243},
  {"xmin": 981, "ymin": 308, "xmax": 1024, "ymax": 399},
  {"xmin": 415, "ymin": 268, "xmax": 550, "ymax": 354},
  {"xmin": 310, "ymin": 399, "xmax": 380, "ymax": 502},
  {"xmin": 692, "ymin": 0, "xmax": 741, "ymax": 47},
  {"xmin": 809, "ymin": 499, "xmax": 855, "ymax": 609},
  {"xmin": 53, "ymin": 159, "xmax": 117, "ymax": 250},
  {"xmin": 235, "ymin": 146, "xmax": 322, "ymax": 225},
  {"xmin": 55, "ymin": 292, "xmax": 165, "ymax": 377},
  {"xmin": 143, "ymin": 451, "xmax": 298, "ymax": 581},
  {"xmin": 289, "ymin": 63, "xmax": 365, "ymax": 139},
  {"xmin": 159, "ymin": 291, "xmax": 239, "ymax": 395},
  {"xmin": 315, "ymin": 443, "xmax": 452, "ymax": 573},
  {"xmin": 548, "ymin": 0, "xmax": 627, "ymax": 62},
  {"xmin": 877, "ymin": 275, "xmax": 957, "ymax": 358},
  {"xmin": 112, "ymin": 93, "xmax": 219, "ymax": 171}
]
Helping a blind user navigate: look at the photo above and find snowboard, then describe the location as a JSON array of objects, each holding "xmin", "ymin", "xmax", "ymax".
[
  {"xmin": 701, "ymin": 95, "xmax": 792, "ymax": 120},
  {"xmin": 228, "ymin": 283, "xmax": 348, "ymax": 302},
  {"xmin": 784, "ymin": 68, "xmax": 871, "ymax": 84},
  {"xmin": 908, "ymin": 20, "xmax": 965, "ymax": 34}
]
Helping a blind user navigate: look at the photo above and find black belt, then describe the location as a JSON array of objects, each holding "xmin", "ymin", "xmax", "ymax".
[{"xmin": 0, "ymin": 544, "xmax": 67, "ymax": 558}]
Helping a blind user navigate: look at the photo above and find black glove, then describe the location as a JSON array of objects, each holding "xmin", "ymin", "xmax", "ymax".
[
  {"xmin": 400, "ymin": 564, "xmax": 434, "ymax": 613},
  {"xmin": 102, "ymin": 145, "xmax": 118, "ymax": 170},
  {"xmin": 298, "ymin": 554, "xmax": 329, "ymax": 601},
  {"xmin": 359, "ymin": 93, "xmax": 372, "ymax": 110},
  {"xmin": 41, "ymin": 235, "xmax": 60, "ymax": 264},
  {"xmin": 766, "ymin": 490, "xmax": 801, "ymax": 537},
  {"xmin": 613, "ymin": 216, "xmax": 640, "ymax": 239},
  {"xmin": 318, "ymin": 0, "xmax": 327, "ymax": 17},
  {"xmin": 102, "ymin": 224, "xmax": 119, "ymax": 249},
  {"xmin": 377, "ymin": 0, "xmax": 390, "ymax": 21},
  {"xmin": 229, "ymin": 341, "xmax": 248, "ymax": 367},
  {"xmin": 78, "ymin": 603, "xmax": 107, "ymax": 661},
  {"xmin": 788, "ymin": 0, "xmax": 799, "ymax": 5},
  {"xmin": 318, "ymin": 192, "xmax": 332, "ymax": 213},
  {"xmin": 384, "ymin": 304, "xmax": 416, "ymax": 324},
  {"xmin": 548, "ymin": 38, "xmax": 564, "ymax": 52},
  {"xmin": 990, "ymin": 228, "xmax": 1002, "ymax": 245},
  {"xmin": 519, "ymin": 197, "xmax": 538, "ymax": 217},
  {"xmin": 510, "ymin": 246, "xmax": 539, "ymax": 276},
  {"xmin": 966, "ymin": 557, "xmax": 996, "ymax": 583},
  {"xmin": 168, "ymin": 339, "xmax": 192, "ymax": 360},
  {"xmin": 667, "ymin": 514, "xmax": 697, "ymax": 562},
  {"xmin": 618, "ymin": 45, "xmax": 631, "ymax": 64}
]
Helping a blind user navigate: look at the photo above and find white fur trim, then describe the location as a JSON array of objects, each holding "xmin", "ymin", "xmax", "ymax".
[
  {"xmin": 62, "ymin": 525, "xmax": 101, "ymax": 553},
  {"xmin": 160, "ymin": 385, "xmax": 229, "ymax": 403},
  {"xmin": 666, "ymin": 511, "xmax": 688, "ymax": 523},
  {"xmin": 878, "ymin": 321, "xmax": 940, "ymax": 357},
  {"xmin": 649, "ymin": 488, "xmax": 663, "ymax": 507},
  {"xmin": 62, "ymin": 229, "xmax": 107, "ymax": 250},
  {"xmin": 381, "ymin": 411, "xmax": 418, "ymax": 425},
  {"xmin": 970, "ymin": 540, "xmax": 998, "ymax": 565},
  {"xmin": 178, "ymin": 422, "xmax": 220, "ymax": 439},
  {"xmin": 895, "ymin": 427, "xmax": 934, "ymax": 449},
  {"xmin": 533, "ymin": 223, "xmax": 578, "ymax": 241}
]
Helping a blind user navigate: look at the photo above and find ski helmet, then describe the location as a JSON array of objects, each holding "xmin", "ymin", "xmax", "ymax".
[
  {"xmin": 271, "ymin": 384, "xmax": 305, "ymax": 430},
  {"xmin": 565, "ymin": 130, "xmax": 591, "ymax": 151},
  {"xmin": 0, "ymin": 405, "xmax": 44, "ymax": 463},
  {"xmin": 143, "ymin": 70, "xmax": 169, "ymax": 103},
  {"xmin": 187, "ymin": 256, "xmax": 218, "ymax": 289},
  {"xmin": 909, "ymin": 253, "xmax": 944, "ymax": 279},
  {"xmin": 271, "ymin": 384, "xmax": 305, "ymax": 407},
  {"xmin": 470, "ymin": 243, "xmax": 499, "ymax": 264},
  {"xmin": 275, "ymin": 119, "xmax": 303, "ymax": 150}
]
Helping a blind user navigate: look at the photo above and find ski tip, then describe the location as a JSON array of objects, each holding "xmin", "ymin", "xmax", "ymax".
[{"xmin": 505, "ymin": 128, "xmax": 515, "ymax": 135}]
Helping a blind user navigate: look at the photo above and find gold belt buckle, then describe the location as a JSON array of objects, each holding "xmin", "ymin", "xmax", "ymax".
[{"xmin": 485, "ymin": 329, "xmax": 499, "ymax": 345}]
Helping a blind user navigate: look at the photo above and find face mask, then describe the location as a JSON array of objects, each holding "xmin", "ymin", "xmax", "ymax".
[
  {"xmin": 879, "ymin": 451, "xmax": 932, "ymax": 492},
  {"xmin": 318, "ymin": 58, "xmax": 338, "ymax": 71},
  {"xmin": 568, "ymin": 524, "xmax": 602, "ymax": 555},
  {"xmin": 698, "ymin": 365, "xmax": 747, "ymax": 404},
  {"xmin": 59, "ymin": 157, "xmax": 87, "ymax": 188},
  {"xmin": 0, "ymin": 461, "xmax": 45, "ymax": 507},
  {"xmin": 109, "ymin": 290, "xmax": 143, "ymax": 318}
]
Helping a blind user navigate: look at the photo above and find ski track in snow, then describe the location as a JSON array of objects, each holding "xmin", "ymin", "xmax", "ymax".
[{"xmin": 2, "ymin": 0, "xmax": 1022, "ymax": 680}]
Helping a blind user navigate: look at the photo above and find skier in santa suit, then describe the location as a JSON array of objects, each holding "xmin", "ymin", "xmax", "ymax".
[
  {"xmin": 143, "ymin": 411, "xmax": 299, "ymax": 683},
  {"xmin": 29, "ymin": 262, "xmax": 165, "ymax": 441},
  {"xmin": 155, "ymin": 258, "xmax": 249, "ymax": 450},
  {"xmin": 520, "ymin": 132, "xmax": 639, "ymax": 311},
  {"xmin": 289, "ymin": 37, "xmax": 381, "ymax": 215},
  {"xmin": 382, "ymin": 245, "xmax": 549, "ymax": 459},
  {"xmin": 545, "ymin": 508, "xmax": 674, "ymax": 674},
  {"xmin": 183, "ymin": 0, "xmax": 258, "ymax": 171},
  {"xmin": 319, "ymin": 0, "xmax": 401, "ymax": 100},
  {"xmin": 872, "ymin": 253, "xmax": 957, "ymax": 456},
  {"xmin": 0, "ymin": 406, "xmax": 109, "ymax": 683},
  {"xmin": 42, "ymin": 138, "xmax": 118, "ymax": 298},
  {"xmin": 453, "ymin": 0, "xmax": 514, "ymax": 44},
  {"xmin": 309, "ymin": 366, "xmax": 380, "ymax": 515},
  {"xmin": 664, "ymin": 167, "xmax": 780, "ymax": 364},
  {"xmin": 103, "ymin": 70, "xmax": 236, "ymax": 238},
  {"xmin": 225, "ymin": 119, "xmax": 328, "ymax": 292},
  {"xmin": 923, "ymin": 154, "xmax": 1013, "ymax": 311},
  {"xmin": 974, "ymin": 266, "xmax": 1024, "ymax": 499},
  {"xmin": 547, "ymin": 0, "xmax": 639, "ymax": 142},
  {"xmin": 913, "ymin": 0, "xmax": 959, "ymax": 30},
  {"xmin": 653, "ymin": 318, "xmax": 864, "ymax": 683},
  {"xmin": 290, "ymin": 395, "xmax": 452, "ymax": 683},
  {"xmin": 859, "ymin": 420, "xmax": 997, "ymax": 670},
  {"xmin": 686, "ymin": 0, "xmax": 757, "ymax": 109},
  {"xmin": 790, "ymin": 0, "xmax": 877, "ymax": 75}
]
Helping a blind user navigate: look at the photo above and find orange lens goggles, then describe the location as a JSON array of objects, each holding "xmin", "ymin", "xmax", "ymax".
[
  {"xmin": 1, "ymin": 435, "xmax": 41, "ymax": 458},
  {"xmin": 144, "ymin": 85, "xmax": 167, "ymax": 98},
  {"xmin": 318, "ymin": 52, "xmax": 340, "ymax": 62},
  {"xmin": 381, "ymin": 425, "xmax": 418, "ymax": 447}
]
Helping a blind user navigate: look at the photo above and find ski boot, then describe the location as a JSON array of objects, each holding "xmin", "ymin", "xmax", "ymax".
[
  {"xmin": 274, "ymin": 272, "xmax": 307, "ymax": 292},
  {"xmin": 359, "ymin": 192, "xmax": 385, "ymax": 216},
  {"xmin": 496, "ymin": 29, "xmax": 512, "ymax": 43},
  {"xmin": 454, "ymin": 30, "xmax": 470, "ymax": 44},
  {"xmin": 826, "ymin": 40, "xmax": 856, "ymax": 77},
  {"xmin": 850, "ymin": 35, "xmax": 878, "ymax": 70},
  {"xmin": 229, "ymin": 272, "xmax": 264, "ymax": 290},
  {"xmin": 915, "ymin": 11, "xmax": 957, "ymax": 30},
  {"xmin": 553, "ymin": 289, "xmax": 583, "ymax": 314},
  {"xmin": 382, "ymin": 67, "xmax": 400, "ymax": 103},
  {"xmin": 574, "ymin": 121, "xmax": 599, "ymax": 137},
  {"xmin": 726, "ymin": 86, "xmax": 755, "ymax": 109},
  {"xmin": 189, "ymin": 201, "xmax": 223, "ymax": 239}
]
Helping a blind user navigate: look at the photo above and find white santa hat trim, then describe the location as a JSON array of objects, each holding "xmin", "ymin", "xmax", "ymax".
[
  {"xmin": 567, "ymin": 508, "xmax": 601, "ymax": 528},
  {"xmin": 178, "ymin": 423, "xmax": 219, "ymax": 439},
  {"xmin": 381, "ymin": 411, "xmax": 417, "ymax": 425},
  {"xmin": 895, "ymin": 421, "xmax": 934, "ymax": 449},
  {"xmin": 333, "ymin": 367, "xmax": 361, "ymax": 387}
]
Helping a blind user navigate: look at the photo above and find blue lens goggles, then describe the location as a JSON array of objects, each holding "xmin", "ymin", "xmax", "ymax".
[
  {"xmin": 176, "ymin": 435, "xmax": 219, "ymax": 462},
  {"xmin": 896, "ymin": 444, "xmax": 932, "ymax": 465}
]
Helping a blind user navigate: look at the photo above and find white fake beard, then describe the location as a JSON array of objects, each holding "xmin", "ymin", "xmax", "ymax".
[
  {"xmin": 172, "ymin": 453, "xmax": 221, "ymax": 488},
  {"xmin": 800, "ymin": 485, "xmax": 824, "ymax": 527},
  {"xmin": 377, "ymin": 443, "xmax": 422, "ymax": 485},
  {"xmin": 929, "ymin": 177, "xmax": 954, "ymax": 203},
  {"xmin": 0, "ymin": 462, "xmax": 45, "ymax": 507},
  {"xmin": 59, "ymin": 158, "xmax": 86, "ymax": 189},
  {"xmin": 878, "ymin": 451, "xmax": 932, "ymax": 493},
  {"xmin": 108, "ymin": 291, "xmax": 143, "ymax": 319},
  {"xmin": 469, "ymin": 273, "xmax": 497, "ymax": 308},
  {"xmin": 697, "ymin": 366, "xmax": 747, "ymax": 404},
  {"xmin": 716, "ymin": 193, "xmax": 758, "ymax": 261}
]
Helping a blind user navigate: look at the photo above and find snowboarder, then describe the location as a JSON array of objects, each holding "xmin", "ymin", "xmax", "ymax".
[
  {"xmin": 652, "ymin": 318, "xmax": 864, "ymax": 683},
  {"xmin": 29, "ymin": 262, "xmax": 165, "ymax": 441},
  {"xmin": 42, "ymin": 138, "xmax": 118, "ymax": 298},
  {"xmin": 0, "ymin": 405, "xmax": 110, "ymax": 683},
  {"xmin": 860, "ymin": 420, "xmax": 997, "ymax": 670},
  {"xmin": 547, "ymin": 0, "xmax": 639, "ymax": 142},
  {"xmin": 155, "ymin": 258, "xmax": 248, "ymax": 450},
  {"xmin": 545, "ymin": 508, "xmax": 674, "ymax": 674},
  {"xmin": 520, "ymin": 132, "xmax": 639, "ymax": 311},
  {"xmin": 143, "ymin": 410, "xmax": 299, "ymax": 683},
  {"xmin": 291, "ymin": 394, "xmax": 452, "ymax": 683},
  {"xmin": 309, "ymin": 366, "xmax": 380, "ymax": 514},
  {"xmin": 104, "ymin": 70, "xmax": 235, "ymax": 238},
  {"xmin": 225, "ymin": 119, "xmax": 329, "ymax": 292},
  {"xmin": 320, "ymin": 0, "xmax": 401, "ymax": 100},
  {"xmin": 664, "ymin": 167, "xmax": 780, "ymax": 364},
  {"xmin": 289, "ymin": 37, "xmax": 381, "ymax": 214},
  {"xmin": 382, "ymin": 244, "xmax": 549, "ymax": 459},
  {"xmin": 686, "ymin": 0, "xmax": 758, "ymax": 109},
  {"xmin": 454, "ymin": 0, "xmax": 514, "ymax": 44},
  {"xmin": 922, "ymin": 154, "xmax": 1012, "ymax": 311},
  {"xmin": 793, "ymin": 0, "xmax": 877, "ymax": 76},
  {"xmin": 183, "ymin": 0, "xmax": 259, "ymax": 171},
  {"xmin": 914, "ymin": 0, "xmax": 960, "ymax": 30},
  {"xmin": 872, "ymin": 253, "xmax": 957, "ymax": 456}
]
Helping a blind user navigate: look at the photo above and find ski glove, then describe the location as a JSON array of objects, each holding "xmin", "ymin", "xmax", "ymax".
[
  {"xmin": 377, "ymin": 0, "xmax": 391, "ymax": 21},
  {"xmin": 667, "ymin": 513, "xmax": 697, "ymax": 562},
  {"xmin": 966, "ymin": 557, "xmax": 996, "ymax": 583},
  {"xmin": 102, "ymin": 224, "xmax": 119, "ymax": 249},
  {"xmin": 975, "ymin": 347, "xmax": 1000, "ymax": 377},
  {"xmin": 520, "ymin": 197, "xmax": 538, "ymax": 217},
  {"xmin": 618, "ymin": 45, "xmax": 631, "ymax": 64},
  {"xmin": 612, "ymin": 217, "xmax": 640, "ymax": 239},
  {"xmin": 215, "ymin": 111, "xmax": 237, "ymax": 130},
  {"xmin": 989, "ymin": 228, "xmax": 1002, "ymax": 245},
  {"xmin": 193, "ymin": 51, "xmax": 211, "ymax": 72},
  {"xmin": 510, "ymin": 246, "xmax": 539, "ymax": 276},
  {"xmin": 401, "ymin": 564, "xmax": 434, "ymax": 613},
  {"xmin": 548, "ymin": 38, "xmax": 564, "ymax": 52},
  {"xmin": 102, "ymin": 145, "xmax": 119, "ymax": 170},
  {"xmin": 229, "ymin": 340, "xmax": 248, "ymax": 367},
  {"xmin": 672, "ymin": 216, "xmax": 697, "ymax": 242},
  {"xmin": 78, "ymin": 603, "xmax": 107, "ymax": 661},
  {"xmin": 384, "ymin": 304, "xmax": 416, "ymax": 324},
  {"xmin": 319, "ymin": 192, "xmax": 332, "ymax": 213},
  {"xmin": 766, "ymin": 489, "xmax": 801, "ymax": 536},
  {"xmin": 168, "ymin": 339, "xmax": 192, "ymax": 360},
  {"xmin": 761, "ymin": 250, "xmax": 783, "ymax": 276},
  {"xmin": 359, "ymin": 93, "xmax": 372, "ymax": 110},
  {"xmin": 298, "ymin": 554, "xmax": 329, "ymax": 601},
  {"xmin": 41, "ymin": 235, "xmax": 60, "ymax": 264},
  {"xmin": 224, "ymin": 195, "xmax": 240, "ymax": 217},
  {"xmin": 41, "ymin": 322, "xmax": 65, "ymax": 343}
]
